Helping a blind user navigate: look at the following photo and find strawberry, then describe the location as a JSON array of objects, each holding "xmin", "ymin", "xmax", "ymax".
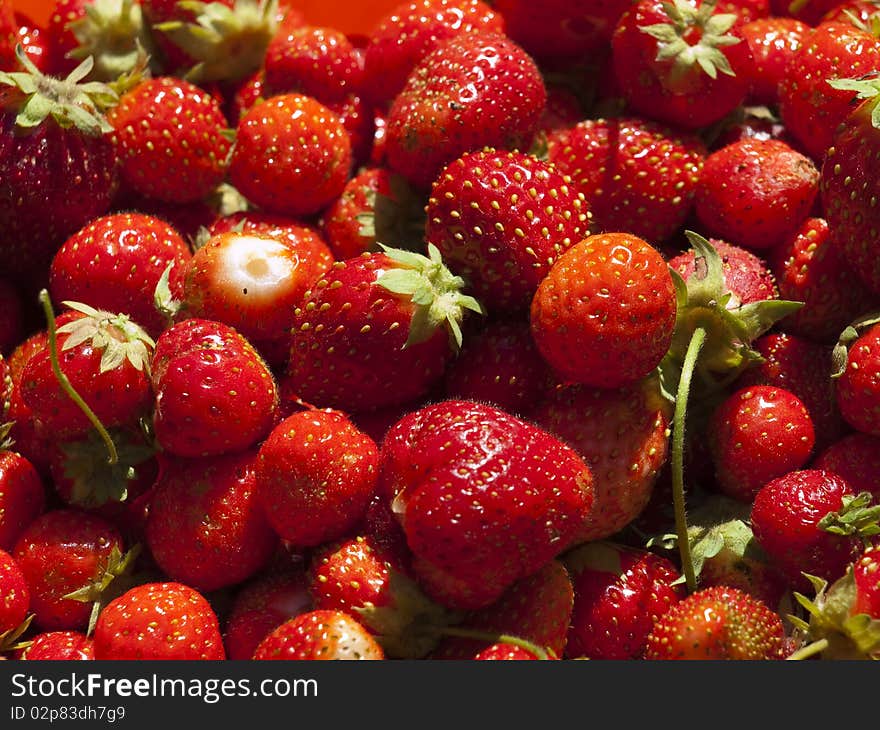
[
  {"xmin": 48, "ymin": 212, "xmax": 193, "ymax": 339},
  {"xmin": 707, "ymin": 384, "xmax": 816, "ymax": 503},
  {"xmin": 150, "ymin": 317, "xmax": 280, "ymax": 458},
  {"xmin": 545, "ymin": 116, "xmax": 706, "ymax": 245},
  {"xmin": 835, "ymin": 323, "xmax": 880, "ymax": 437},
  {"xmin": 12, "ymin": 508, "xmax": 125, "ymax": 631},
  {"xmin": 693, "ymin": 137, "xmax": 820, "ymax": 251},
  {"xmin": 223, "ymin": 566, "xmax": 313, "ymax": 660},
  {"xmin": 563, "ymin": 541, "xmax": 685, "ymax": 660},
  {"xmin": 769, "ymin": 0, "xmax": 838, "ymax": 24},
  {"xmin": 644, "ymin": 584, "xmax": 785, "ymax": 659},
  {"xmin": 20, "ymin": 301, "xmax": 155, "ymax": 440},
  {"xmin": 384, "ymin": 31, "xmax": 546, "ymax": 190},
  {"xmin": 778, "ymin": 21, "xmax": 880, "ymax": 163},
  {"xmin": 430, "ymin": 559, "xmax": 574, "ymax": 660},
  {"xmin": 0, "ymin": 48, "xmax": 119, "ymax": 290},
  {"xmin": 750, "ymin": 469, "xmax": 870, "ymax": 590},
  {"xmin": 16, "ymin": 630, "xmax": 94, "ymax": 660},
  {"xmin": 228, "ymin": 93, "xmax": 352, "ymax": 218},
  {"xmin": 0, "ymin": 448, "xmax": 45, "ymax": 552},
  {"xmin": 360, "ymin": 0, "xmax": 504, "ymax": 107},
  {"xmin": 93, "ymin": 581, "xmax": 226, "ymax": 659},
  {"xmin": 107, "ymin": 75, "xmax": 232, "ymax": 204},
  {"xmin": 610, "ymin": 0, "xmax": 753, "ymax": 131},
  {"xmin": 14, "ymin": 10, "xmax": 54, "ymax": 73},
  {"xmin": 531, "ymin": 374, "xmax": 672, "ymax": 542},
  {"xmin": 252, "ymin": 608, "xmax": 385, "ymax": 660},
  {"xmin": 739, "ymin": 16, "xmax": 809, "ymax": 106},
  {"xmin": 282, "ymin": 244, "xmax": 483, "ymax": 414},
  {"xmin": 0, "ymin": 278, "xmax": 23, "ymax": 355},
  {"xmin": 255, "ymin": 409, "xmax": 379, "ymax": 548},
  {"xmin": 530, "ymin": 231, "xmax": 677, "ymax": 389},
  {"xmin": 425, "ymin": 148, "xmax": 590, "ymax": 313},
  {"xmin": 0, "ymin": 0, "xmax": 15, "ymax": 70},
  {"xmin": 473, "ymin": 643, "xmax": 546, "ymax": 659},
  {"xmin": 0, "ymin": 547, "xmax": 29, "ymax": 636},
  {"xmin": 813, "ymin": 433, "xmax": 880, "ymax": 504},
  {"xmin": 378, "ymin": 399, "xmax": 594, "ymax": 610},
  {"xmin": 769, "ymin": 217, "xmax": 878, "ymax": 344},
  {"xmin": 145, "ymin": 448, "xmax": 278, "ymax": 592}
]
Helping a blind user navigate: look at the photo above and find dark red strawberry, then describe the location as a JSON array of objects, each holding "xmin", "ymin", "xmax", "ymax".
[
  {"xmin": 0, "ymin": 278, "xmax": 23, "ymax": 356},
  {"xmin": 150, "ymin": 317, "xmax": 280, "ymax": 458},
  {"xmin": 545, "ymin": 116, "xmax": 706, "ymax": 245},
  {"xmin": 107, "ymin": 76, "xmax": 232, "ymax": 204},
  {"xmin": 378, "ymin": 399, "xmax": 594, "ymax": 610},
  {"xmin": 611, "ymin": 0, "xmax": 753, "ymax": 131},
  {"xmin": 93, "ymin": 581, "xmax": 226, "ymax": 660},
  {"xmin": 740, "ymin": 16, "xmax": 809, "ymax": 105},
  {"xmin": 644, "ymin": 585, "xmax": 785, "ymax": 659},
  {"xmin": 283, "ymin": 245, "xmax": 483, "ymax": 414},
  {"xmin": 384, "ymin": 31, "xmax": 546, "ymax": 190},
  {"xmin": 228, "ymin": 93, "xmax": 352, "ymax": 218},
  {"xmin": 16, "ymin": 629, "xmax": 94, "ymax": 660},
  {"xmin": 814, "ymin": 433, "xmax": 880, "ymax": 504},
  {"xmin": 563, "ymin": 541, "xmax": 685, "ymax": 660},
  {"xmin": 255, "ymin": 409, "xmax": 379, "ymax": 548},
  {"xmin": 0, "ymin": 546, "xmax": 29, "ymax": 636},
  {"xmin": 0, "ymin": 448, "xmax": 45, "ymax": 552},
  {"xmin": 252, "ymin": 608, "xmax": 385, "ymax": 660},
  {"xmin": 835, "ymin": 323, "xmax": 880, "ymax": 437},
  {"xmin": 530, "ymin": 231, "xmax": 677, "ymax": 389}
]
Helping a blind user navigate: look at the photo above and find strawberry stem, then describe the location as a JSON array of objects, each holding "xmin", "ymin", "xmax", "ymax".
[
  {"xmin": 38, "ymin": 289, "xmax": 119, "ymax": 466},
  {"xmin": 786, "ymin": 638, "xmax": 829, "ymax": 660},
  {"xmin": 671, "ymin": 325, "xmax": 706, "ymax": 593}
]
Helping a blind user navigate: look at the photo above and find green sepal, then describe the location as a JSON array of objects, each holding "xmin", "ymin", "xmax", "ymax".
[
  {"xmin": 0, "ymin": 614, "xmax": 35, "ymax": 654},
  {"xmin": 817, "ymin": 491, "xmax": 880, "ymax": 542},
  {"xmin": 154, "ymin": 262, "xmax": 183, "ymax": 321}
]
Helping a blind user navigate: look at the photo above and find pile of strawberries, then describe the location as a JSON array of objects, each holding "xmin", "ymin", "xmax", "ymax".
[{"xmin": 2, "ymin": 0, "xmax": 880, "ymax": 662}]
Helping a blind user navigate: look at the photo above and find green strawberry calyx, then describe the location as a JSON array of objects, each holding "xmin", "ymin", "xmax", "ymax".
[
  {"xmin": 639, "ymin": 0, "xmax": 742, "ymax": 92},
  {"xmin": 0, "ymin": 614, "xmax": 35, "ymax": 654},
  {"xmin": 827, "ymin": 75, "xmax": 880, "ymax": 130},
  {"xmin": 154, "ymin": 0, "xmax": 279, "ymax": 83},
  {"xmin": 376, "ymin": 243, "xmax": 486, "ymax": 350},
  {"xmin": 0, "ymin": 46, "xmax": 118, "ymax": 134},
  {"xmin": 818, "ymin": 491, "xmax": 880, "ymax": 543}
]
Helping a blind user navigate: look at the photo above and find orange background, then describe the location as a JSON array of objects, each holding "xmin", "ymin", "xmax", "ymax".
[{"xmin": 14, "ymin": 0, "xmax": 401, "ymax": 36}]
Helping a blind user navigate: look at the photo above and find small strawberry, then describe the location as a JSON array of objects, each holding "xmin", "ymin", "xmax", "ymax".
[
  {"xmin": 107, "ymin": 75, "xmax": 232, "ymax": 204},
  {"xmin": 252, "ymin": 608, "xmax": 385, "ymax": 660},
  {"xmin": 814, "ymin": 433, "xmax": 880, "ymax": 504},
  {"xmin": 255, "ymin": 409, "xmax": 379, "ymax": 548},
  {"xmin": 145, "ymin": 448, "xmax": 278, "ymax": 593},
  {"xmin": 384, "ymin": 30, "xmax": 546, "ymax": 190},
  {"xmin": 473, "ymin": 643, "xmax": 546, "ymax": 660},
  {"xmin": 739, "ymin": 16, "xmax": 809, "ymax": 106},
  {"xmin": 16, "ymin": 630, "xmax": 94, "ymax": 660},
  {"xmin": 0, "ymin": 547, "xmax": 29, "ymax": 636},
  {"xmin": 425, "ymin": 148, "xmax": 590, "ymax": 313},
  {"xmin": 563, "ymin": 541, "xmax": 685, "ymax": 660},
  {"xmin": 283, "ymin": 244, "xmax": 483, "ymax": 414},
  {"xmin": 378, "ymin": 399, "xmax": 594, "ymax": 610},
  {"xmin": 93, "ymin": 581, "xmax": 226, "ymax": 659},
  {"xmin": 644, "ymin": 584, "xmax": 785, "ymax": 659},
  {"xmin": 150, "ymin": 317, "xmax": 280, "ymax": 458},
  {"xmin": 529, "ymin": 231, "xmax": 677, "ymax": 389},
  {"xmin": 0, "ymin": 447, "xmax": 45, "ymax": 552},
  {"xmin": 228, "ymin": 93, "xmax": 352, "ymax": 218},
  {"xmin": 835, "ymin": 322, "xmax": 880, "ymax": 437}
]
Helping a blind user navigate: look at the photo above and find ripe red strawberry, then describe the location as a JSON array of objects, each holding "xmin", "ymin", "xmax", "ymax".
[
  {"xmin": 150, "ymin": 317, "xmax": 280, "ymax": 458},
  {"xmin": 814, "ymin": 433, "xmax": 880, "ymax": 504},
  {"xmin": 474, "ymin": 643, "xmax": 546, "ymax": 659},
  {"xmin": 835, "ymin": 323, "xmax": 880, "ymax": 437},
  {"xmin": 0, "ymin": 547, "xmax": 29, "ymax": 636},
  {"xmin": 0, "ymin": 48, "xmax": 119, "ymax": 290},
  {"xmin": 425, "ymin": 148, "xmax": 590, "ymax": 313},
  {"xmin": 563, "ymin": 541, "xmax": 685, "ymax": 660},
  {"xmin": 611, "ymin": 0, "xmax": 753, "ymax": 131},
  {"xmin": 778, "ymin": 21, "xmax": 880, "ymax": 163},
  {"xmin": 770, "ymin": 217, "xmax": 878, "ymax": 344},
  {"xmin": 255, "ymin": 409, "xmax": 379, "ymax": 548},
  {"xmin": 360, "ymin": 0, "xmax": 504, "ymax": 107},
  {"xmin": 378, "ymin": 399, "xmax": 594, "ymax": 610},
  {"xmin": 431, "ymin": 559, "xmax": 574, "ymax": 660},
  {"xmin": 694, "ymin": 137, "xmax": 820, "ymax": 251},
  {"xmin": 283, "ymin": 244, "xmax": 483, "ymax": 414},
  {"xmin": 252, "ymin": 608, "xmax": 385, "ymax": 660},
  {"xmin": 12, "ymin": 508, "xmax": 124, "ymax": 631},
  {"xmin": 223, "ymin": 567, "xmax": 314, "ymax": 660},
  {"xmin": 145, "ymin": 448, "xmax": 278, "ymax": 593},
  {"xmin": 93, "ymin": 581, "xmax": 226, "ymax": 660},
  {"xmin": 750, "ymin": 469, "xmax": 867, "ymax": 590},
  {"xmin": 545, "ymin": 116, "xmax": 706, "ymax": 245},
  {"xmin": 707, "ymin": 384, "xmax": 816, "ymax": 503},
  {"xmin": 48, "ymin": 212, "xmax": 193, "ymax": 339},
  {"xmin": 228, "ymin": 93, "xmax": 352, "ymax": 218},
  {"xmin": 739, "ymin": 16, "xmax": 808, "ymax": 105},
  {"xmin": 107, "ymin": 76, "xmax": 231, "ymax": 204},
  {"xmin": 0, "ymin": 448, "xmax": 45, "ymax": 552},
  {"xmin": 530, "ymin": 231, "xmax": 677, "ymax": 389},
  {"xmin": 20, "ymin": 301, "xmax": 155, "ymax": 440},
  {"xmin": 16, "ymin": 630, "xmax": 94, "ymax": 660},
  {"xmin": 532, "ymin": 375, "xmax": 672, "ymax": 542},
  {"xmin": 384, "ymin": 31, "xmax": 546, "ymax": 190},
  {"xmin": 644, "ymin": 585, "xmax": 785, "ymax": 659},
  {"xmin": 853, "ymin": 544, "xmax": 880, "ymax": 618},
  {"xmin": 308, "ymin": 533, "xmax": 453, "ymax": 659}
]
